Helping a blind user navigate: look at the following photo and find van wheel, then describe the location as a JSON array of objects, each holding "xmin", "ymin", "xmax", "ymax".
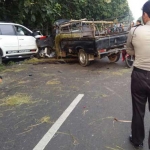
[
  {"xmin": 78, "ymin": 49, "xmax": 90, "ymax": 67},
  {"xmin": 108, "ymin": 53, "xmax": 120, "ymax": 62}
]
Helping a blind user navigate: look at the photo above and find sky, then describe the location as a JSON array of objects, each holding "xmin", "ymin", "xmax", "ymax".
[{"xmin": 127, "ymin": 0, "xmax": 147, "ymax": 21}]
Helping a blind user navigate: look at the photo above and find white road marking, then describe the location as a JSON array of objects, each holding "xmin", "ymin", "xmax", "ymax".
[{"xmin": 33, "ymin": 94, "xmax": 84, "ymax": 150}]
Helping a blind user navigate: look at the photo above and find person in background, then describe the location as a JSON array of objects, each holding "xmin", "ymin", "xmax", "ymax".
[
  {"xmin": 16, "ymin": 27, "xmax": 24, "ymax": 35},
  {"xmin": 128, "ymin": 22, "xmax": 135, "ymax": 30},
  {"xmin": 135, "ymin": 20, "xmax": 142, "ymax": 27},
  {"xmin": 136, "ymin": 20, "xmax": 142, "ymax": 26},
  {"xmin": 113, "ymin": 23, "xmax": 117, "ymax": 32},
  {"xmin": 131, "ymin": 22, "xmax": 135, "ymax": 27},
  {"xmin": 120, "ymin": 23, "xmax": 124, "ymax": 32},
  {"xmin": 126, "ymin": 1, "xmax": 150, "ymax": 149}
]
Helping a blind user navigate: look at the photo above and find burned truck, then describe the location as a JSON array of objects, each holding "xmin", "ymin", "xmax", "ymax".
[{"xmin": 37, "ymin": 19, "xmax": 129, "ymax": 66}]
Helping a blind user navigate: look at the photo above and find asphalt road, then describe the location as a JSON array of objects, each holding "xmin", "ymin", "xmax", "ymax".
[{"xmin": 0, "ymin": 58, "xmax": 150, "ymax": 150}]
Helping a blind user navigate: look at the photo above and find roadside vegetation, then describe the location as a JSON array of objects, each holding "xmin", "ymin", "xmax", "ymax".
[
  {"xmin": 0, "ymin": 61, "xmax": 17, "ymax": 72},
  {"xmin": 0, "ymin": 0, "xmax": 133, "ymax": 34},
  {"xmin": 0, "ymin": 64, "xmax": 5, "ymax": 72}
]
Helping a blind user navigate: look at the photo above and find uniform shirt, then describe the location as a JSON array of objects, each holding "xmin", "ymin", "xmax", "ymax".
[{"xmin": 126, "ymin": 21, "xmax": 150, "ymax": 71}]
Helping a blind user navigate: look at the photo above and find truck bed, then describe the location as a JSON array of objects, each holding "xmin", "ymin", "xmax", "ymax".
[{"xmin": 95, "ymin": 32, "xmax": 128, "ymax": 50}]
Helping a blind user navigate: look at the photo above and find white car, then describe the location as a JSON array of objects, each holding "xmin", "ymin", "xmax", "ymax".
[{"xmin": 0, "ymin": 22, "xmax": 41, "ymax": 64}]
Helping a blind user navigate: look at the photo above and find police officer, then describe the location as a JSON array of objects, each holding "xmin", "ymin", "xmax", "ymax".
[{"xmin": 126, "ymin": 1, "xmax": 150, "ymax": 149}]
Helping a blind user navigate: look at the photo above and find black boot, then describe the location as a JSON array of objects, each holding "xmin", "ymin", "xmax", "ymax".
[{"xmin": 129, "ymin": 135, "xmax": 143, "ymax": 149}]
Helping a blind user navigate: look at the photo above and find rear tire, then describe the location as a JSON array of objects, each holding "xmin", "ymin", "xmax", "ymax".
[
  {"xmin": 108, "ymin": 53, "xmax": 120, "ymax": 63},
  {"xmin": 78, "ymin": 49, "xmax": 90, "ymax": 67}
]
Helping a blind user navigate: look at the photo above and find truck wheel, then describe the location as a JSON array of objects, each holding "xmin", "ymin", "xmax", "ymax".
[
  {"xmin": 108, "ymin": 53, "xmax": 120, "ymax": 63},
  {"xmin": 125, "ymin": 55, "xmax": 134, "ymax": 68},
  {"xmin": 78, "ymin": 49, "xmax": 90, "ymax": 67}
]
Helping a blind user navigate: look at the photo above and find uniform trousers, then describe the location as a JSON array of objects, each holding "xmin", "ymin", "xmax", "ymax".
[{"xmin": 131, "ymin": 67, "xmax": 150, "ymax": 148}]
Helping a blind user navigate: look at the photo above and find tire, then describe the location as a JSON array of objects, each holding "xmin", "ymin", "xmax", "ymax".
[
  {"xmin": 108, "ymin": 52, "xmax": 120, "ymax": 63},
  {"xmin": 46, "ymin": 47, "xmax": 53, "ymax": 55},
  {"xmin": 36, "ymin": 48, "xmax": 45, "ymax": 59},
  {"xmin": 78, "ymin": 49, "xmax": 90, "ymax": 67},
  {"xmin": 125, "ymin": 55, "xmax": 134, "ymax": 68}
]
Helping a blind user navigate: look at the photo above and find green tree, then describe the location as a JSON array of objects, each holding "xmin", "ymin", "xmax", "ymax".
[{"xmin": 0, "ymin": 0, "xmax": 133, "ymax": 34}]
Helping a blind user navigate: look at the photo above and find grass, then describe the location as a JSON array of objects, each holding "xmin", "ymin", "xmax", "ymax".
[
  {"xmin": 41, "ymin": 73, "xmax": 56, "ymax": 77},
  {"xmin": 2, "ymin": 67, "xmax": 26, "ymax": 73},
  {"xmin": 46, "ymin": 79, "xmax": 61, "ymax": 85},
  {"xmin": 0, "ymin": 61, "xmax": 18, "ymax": 72},
  {"xmin": 0, "ymin": 93, "xmax": 32, "ymax": 106},
  {"xmin": 101, "ymin": 94, "xmax": 108, "ymax": 98},
  {"xmin": 24, "ymin": 57, "xmax": 78, "ymax": 64},
  {"xmin": 17, "ymin": 116, "xmax": 52, "ymax": 135},
  {"xmin": 92, "ymin": 93, "xmax": 108, "ymax": 99},
  {"xmin": 18, "ymin": 80, "xmax": 29, "ymax": 84},
  {"xmin": 112, "ymin": 69, "xmax": 131, "ymax": 76},
  {"xmin": 24, "ymin": 58, "xmax": 58, "ymax": 64},
  {"xmin": 0, "ymin": 61, "xmax": 26, "ymax": 73},
  {"xmin": 14, "ymin": 68, "xmax": 25, "ymax": 72},
  {"xmin": 39, "ymin": 116, "xmax": 51, "ymax": 124},
  {"xmin": 0, "ymin": 64, "xmax": 5, "ymax": 72},
  {"xmin": 6, "ymin": 61, "xmax": 16, "ymax": 66}
]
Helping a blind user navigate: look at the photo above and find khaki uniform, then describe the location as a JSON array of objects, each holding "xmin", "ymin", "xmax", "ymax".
[{"xmin": 126, "ymin": 21, "xmax": 150, "ymax": 148}]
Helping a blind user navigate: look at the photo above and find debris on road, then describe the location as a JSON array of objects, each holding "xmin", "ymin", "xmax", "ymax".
[
  {"xmin": 83, "ymin": 109, "xmax": 89, "ymax": 116},
  {"xmin": 114, "ymin": 118, "xmax": 131, "ymax": 123},
  {"xmin": 17, "ymin": 116, "xmax": 53, "ymax": 135},
  {"xmin": 89, "ymin": 117, "xmax": 131, "ymax": 126},
  {"xmin": 0, "ymin": 93, "xmax": 32, "ymax": 106},
  {"xmin": 46, "ymin": 79, "xmax": 61, "ymax": 85},
  {"xmin": 106, "ymin": 146, "xmax": 125, "ymax": 150},
  {"xmin": 57, "ymin": 131, "xmax": 79, "ymax": 146},
  {"xmin": 89, "ymin": 116, "xmax": 114, "ymax": 125},
  {"xmin": 69, "ymin": 131, "xmax": 79, "ymax": 146}
]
